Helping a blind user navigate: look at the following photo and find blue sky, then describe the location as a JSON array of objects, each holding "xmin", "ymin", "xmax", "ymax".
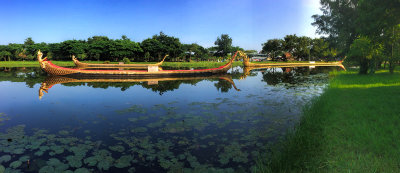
[{"xmin": 0, "ymin": 0, "xmax": 321, "ymax": 51}]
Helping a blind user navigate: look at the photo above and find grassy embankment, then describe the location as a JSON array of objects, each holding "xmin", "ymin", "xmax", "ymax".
[
  {"xmin": 260, "ymin": 68, "xmax": 400, "ymax": 172},
  {"xmin": 0, "ymin": 61, "xmax": 243, "ymax": 68}
]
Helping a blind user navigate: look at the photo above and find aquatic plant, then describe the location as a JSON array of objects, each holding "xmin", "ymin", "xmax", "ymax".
[
  {"xmin": 58, "ymin": 130, "xmax": 69, "ymax": 135},
  {"xmin": 39, "ymin": 166, "xmax": 54, "ymax": 173},
  {"xmin": 114, "ymin": 155, "xmax": 133, "ymax": 168},
  {"xmin": 108, "ymin": 145, "xmax": 125, "ymax": 153},
  {"xmin": 116, "ymin": 104, "xmax": 147, "ymax": 114},
  {"xmin": 0, "ymin": 113, "xmax": 10, "ymax": 123},
  {"xmin": 0, "ymin": 155, "xmax": 11, "ymax": 163},
  {"xmin": 66, "ymin": 155, "xmax": 82, "ymax": 168},
  {"xmin": 9, "ymin": 160, "xmax": 22, "ymax": 169},
  {"xmin": 74, "ymin": 168, "xmax": 90, "ymax": 173},
  {"xmin": 18, "ymin": 156, "xmax": 29, "ymax": 162},
  {"xmin": 218, "ymin": 142, "xmax": 249, "ymax": 165}
]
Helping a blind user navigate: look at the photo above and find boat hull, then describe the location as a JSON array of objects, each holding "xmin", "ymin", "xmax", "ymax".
[{"xmin": 38, "ymin": 51, "xmax": 236, "ymax": 77}]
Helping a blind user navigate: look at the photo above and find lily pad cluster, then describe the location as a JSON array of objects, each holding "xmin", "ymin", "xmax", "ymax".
[{"xmin": 0, "ymin": 68, "xmax": 330, "ymax": 172}]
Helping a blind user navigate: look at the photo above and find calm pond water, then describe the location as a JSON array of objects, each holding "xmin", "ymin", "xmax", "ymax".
[{"xmin": 0, "ymin": 66, "xmax": 341, "ymax": 172}]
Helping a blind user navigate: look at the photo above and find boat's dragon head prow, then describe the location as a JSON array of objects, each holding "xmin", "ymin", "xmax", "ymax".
[
  {"xmin": 234, "ymin": 51, "xmax": 250, "ymax": 67},
  {"xmin": 72, "ymin": 55, "xmax": 78, "ymax": 63},
  {"xmin": 37, "ymin": 50, "xmax": 48, "ymax": 69},
  {"xmin": 157, "ymin": 54, "xmax": 169, "ymax": 66},
  {"xmin": 39, "ymin": 84, "xmax": 48, "ymax": 100}
]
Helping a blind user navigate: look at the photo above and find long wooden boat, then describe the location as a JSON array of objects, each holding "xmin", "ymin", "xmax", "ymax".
[
  {"xmin": 38, "ymin": 50, "xmax": 237, "ymax": 77},
  {"xmin": 239, "ymin": 51, "xmax": 344, "ymax": 68},
  {"xmin": 72, "ymin": 55, "xmax": 168, "ymax": 68},
  {"xmin": 39, "ymin": 74, "xmax": 240, "ymax": 99}
]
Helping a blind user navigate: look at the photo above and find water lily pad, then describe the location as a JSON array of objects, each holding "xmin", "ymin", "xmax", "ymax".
[
  {"xmin": 12, "ymin": 148, "xmax": 24, "ymax": 154},
  {"xmin": 46, "ymin": 158, "xmax": 69, "ymax": 172},
  {"xmin": 66, "ymin": 156, "xmax": 82, "ymax": 168},
  {"xmin": 34, "ymin": 150, "xmax": 44, "ymax": 156},
  {"xmin": 39, "ymin": 146, "xmax": 50, "ymax": 151},
  {"xmin": 108, "ymin": 145, "xmax": 125, "ymax": 153},
  {"xmin": 18, "ymin": 156, "xmax": 29, "ymax": 162},
  {"xmin": 115, "ymin": 155, "xmax": 133, "ymax": 168},
  {"xmin": 50, "ymin": 145, "xmax": 64, "ymax": 155},
  {"xmin": 116, "ymin": 105, "xmax": 146, "ymax": 114},
  {"xmin": 130, "ymin": 127, "xmax": 147, "ymax": 133},
  {"xmin": 0, "ymin": 155, "xmax": 11, "ymax": 163},
  {"xmin": 47, "ymin": 158, "xmax": 61, "ymax": 166},
  {"xmin": 89, "ymin": 149, "xmax": 114, "ymax": 171},
  {"xmin": 128, "ymin": 167, "xmax": 136, "ymax": 173},
  {"xmin": 55, "ymin": 163, "xmax": 69, "ymax": 172},
  {"xmin": 9, "ymin": 161, "xmax": 21, "ymax": 169},
  {"xmin": 97, "ymin": 159, "xmax": 112, "ymax": 171},
  {"xmin": 58, "ymin": 130, "xmax": 69, "ymax": 135},
  {"xmin": 128, "ymin": 118, "xmax": 138, "ymax": 122},
  {"xmin": 74, "ymin": 168, "xmax": 89, "ymax": 173},
  {"xmin": 39, "ymin": 166, "xmax": 54, "ymax": 173},
  {"xmin": 83, "ymin": 156, "xmax": 97, "ymax": 166}
]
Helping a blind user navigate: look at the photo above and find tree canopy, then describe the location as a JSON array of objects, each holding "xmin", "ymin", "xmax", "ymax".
[
  {"xmin": 261, "ymin": 35, "xmax": 335, "ymax": 61},
  {"xmin": 312, "ymin": 0, "xmax": 400, "ymax": 74},
  {"xmin": 214, "ymin": 34, "xmax": 233, "ymax": 56}
]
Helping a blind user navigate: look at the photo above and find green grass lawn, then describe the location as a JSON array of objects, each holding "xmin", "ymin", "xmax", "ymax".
[{"xmin": 259, "ymin": 68, "xmax": 400, "ymax": 172}]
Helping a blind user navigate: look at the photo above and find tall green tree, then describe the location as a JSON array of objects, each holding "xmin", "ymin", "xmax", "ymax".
[
  {"xmin": 310, "ymin": 38, "xmax": 329, "ymax": 59},
  {"xmin": 141, "ymin": 32, "xmax": 182, "ymax": 61},
  {"xmin": 283, "ymin": 34, "xmax": 299, "ymax": 55},
  {"xmin": 7, "ymin": 43, "xmax": 24, "ymax": 60},
  {"xmin": 60, "ymin": 40, "xmax": 87, "ymax": 59},
  {"xmin": 87, "ymin": 36, "xmax": 110, "ymax": 61},
  {"xmin": 0, "ymin": 51, "xmax": 12, "ymax": 61},
  {"xmin": 141, "ymin": 38, "xmax": 163, "ymax": 61},
  {"xmin": 152, "ymin": 32, "xmax": 182, "ymax": 60},
  {"xmin": 294, "ymin": 36, "xmax": 312, "ymax": 60},
  {"xmin": 348, "ymin": 36, "xmax": 374, "ymax": 74},
  {"xmin": 109, "ymin": 38, "xmax": 142, "ymax": 61},
  {"xmin": 214, "ymin": 34, "xmax": 232, "ymax": 56},
  {"xmin": 24, "ymin": 37, "xmax": 36, "ymax": 56},
  {"xmin": 24, "ymin": 37, "xmax": 35, "ymax": 46},
  {"xmin": 313, "ymin": 0, "xmax": 400, "ymax": 73},
  {"xmin": 385, "ymin": 25, "xmax": 400, "ymax": 73},
  {"xmin": 312, "ymin": 0, "xmax": 359, "ymax": 54},
  {"xmin": 261, "ymin": 39, "xmax": 283, "ymax": 58}
]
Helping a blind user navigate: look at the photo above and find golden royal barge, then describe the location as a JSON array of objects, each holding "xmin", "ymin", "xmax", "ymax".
[{"xmin": 38, "ymin": 50, "xmax": 237, "ymax": 77}]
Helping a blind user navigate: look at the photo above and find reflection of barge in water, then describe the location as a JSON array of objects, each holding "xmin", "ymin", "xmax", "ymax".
[{"xmin": 39, "ymin": 75, "xmax": 240, "ymax": 99}]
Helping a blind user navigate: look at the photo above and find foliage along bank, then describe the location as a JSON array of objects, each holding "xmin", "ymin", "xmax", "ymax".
[
  {"xmin": 0, "ymin": 33, "xmax": 245, "ymax": 63},
  {"xmin": 312, "ymin": 0, "xmax": 400, "ymax": 74}
]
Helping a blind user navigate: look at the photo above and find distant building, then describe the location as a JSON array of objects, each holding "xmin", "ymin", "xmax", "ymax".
[
  {"xmin": 284, "ymin": 52, "xmax": 294, "ymax": 61},
  {"xmin": 184, "ymin": 51, "xmax": 195, "ymax": 55},
  {"xmin": 251, "ymin": 57, "xmax": 268, "ymax": 61}
]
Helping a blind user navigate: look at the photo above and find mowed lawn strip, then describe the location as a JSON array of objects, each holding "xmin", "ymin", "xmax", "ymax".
[{"xmin": 263, "ymin": 69, "xmax": 400, "ymax": 172}]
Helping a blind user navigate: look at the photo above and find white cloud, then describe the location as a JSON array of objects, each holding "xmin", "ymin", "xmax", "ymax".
[
  {"xmin": 300, "ymin": 0, "xmax": 323, "ymax": 38},
  {"xmin": 302, "ymin": 0, "xmax": 322, "ymax": 11}
]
